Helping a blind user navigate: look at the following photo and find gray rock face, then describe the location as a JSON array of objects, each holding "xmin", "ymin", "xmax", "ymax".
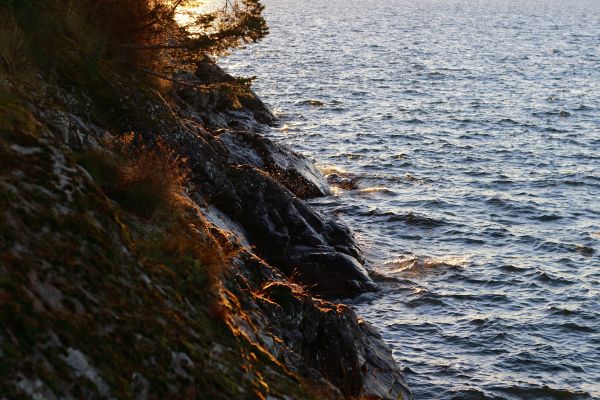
[
  {"xmin": 218, "ymin": 129, "xmax": 331, "ymax": 198},
  {"xmin": 164, "ymin": 64, "xmax": 377, "ymax": 299},
  {"xmin": 234, "ymin": 253, "xmax": 412, "ymax": 400}
]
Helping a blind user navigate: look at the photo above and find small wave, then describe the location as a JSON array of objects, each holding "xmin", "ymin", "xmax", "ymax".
[
  {"xmin": 534, "ymin": 214, "xmax": 563, "ymax": 222},
  {"xmin": 384, "ymin": 256, "xmax": 469, "ymax": 277},
  {"xmin": 542, "ymin": 126, "xmax": 569, "ymax": 133},
  {"xmin": 298, "ymin": 99, "xmax": 325, "ymax": 107},
  {"xmin": 356, "ymin": 186, "xmax": 395, "ymax": 196},
  {"xmin": 446, "ymin": 292, "xmax": 509, "ymax": 302},
  {"xmin": 535, "ymin": 271, "xmax": 575, "ymax": 286},
  {"xmin": 485, "ymin": 196, "xmax": 507, "ymax": 206},
  {"xmin": 333, "ymin": 152, "xmax": 363, "ymax": 160},
  {"xmin": 490, "ymin": 178, "xmax": 514, "ymax": 185},
  {"xmin": 420, "ymin": 71, "xmax": 447, "ymax": 80},
  {"xmin": 330, "ymin": 106, "xmax": 349, "ymax": 112},
  {"xmin": 485, "ymin": 196, "xmax": 539, "ymax": 214},
  {"xmin": 500, "ymin": 264, "xmax": 528, "ymax": 273},
  {"xmin": 490, "ymin": 384, "xmax": 592, "ymax": 399},
  {"xmin": 386, "ymin": 211, "xmax": 446, "ymax": 227},
  {"xmin": 562, "ymin": 180, "xmax": 586, "ymax": 187},
  {"xmin": 389, "ymin": 320, "xmax": 442, "ymax": 334},
  {"xmin": 319, "ymin": 165, "xmax": 352, "ymax": 177},
  {"xmin": 403, "ymin": 118, "xmax": 425, "ymax": 124},
  {"xmin": 402, "ymin": 173, "xmax": 427, "ymax": 183},
  {"xmin": 548, "ymin": 306, "xmax": 579, "ymax": 316},
  {"xmin": 575, "ymin": 245, "xmax": 595, "ymax": 256},
  {"xmin": 367, "ymin": 269, "xmax": 413, "ymax": 285},
  {"xmin": 561, "ymin": 322, "xmax": 596, "ymax": 333},
  {"xmin": 532, "ymin": 109, "xmax": 571, "ymax": 118},
  {"xmin": 406, "ymin": 295, "xmax": 447, "ymax": 308},
  {"xmin": 535, "ymin": 241, "xmax": 594, "ymax": 256},
  {"xmin": 361, "ymin": 208, "xmax": 446, "ymax": 227},
  {"xmin": 449, "ymin": 389, "xmax": 495, "ymax": 400},
  {"xmin": 469, "ymin": 318, "xmax": 488, "ymax": 326},
  {"xmin": 498, "ymin": 117, "xmax": 522, "ymax": 125}
]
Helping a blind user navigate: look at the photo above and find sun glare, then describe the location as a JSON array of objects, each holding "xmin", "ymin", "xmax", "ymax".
[{"xmin": 175, "ymin": 0, "xmax": 222, "ymax": 26}]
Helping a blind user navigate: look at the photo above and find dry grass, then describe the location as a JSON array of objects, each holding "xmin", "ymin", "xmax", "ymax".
[
  {"xmin": 114, "ymin": 134, "xmax": 189, "ymax": 218},
  {"xmin": 0, "ymin": 12, "xmax": 29, "ymax": 75},
  {"xmin": 78, "ymin": 133, "xmax": 189, "ymax": 219}
]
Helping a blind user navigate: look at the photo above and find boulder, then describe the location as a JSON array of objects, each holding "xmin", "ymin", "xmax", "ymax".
[
  {"xmin": 218, "ymin": 129, "xmax": 331, "ymax": 198},
  {"xmin": 212, "ymin": 165, "xmax": 376, "ymax": 298}
]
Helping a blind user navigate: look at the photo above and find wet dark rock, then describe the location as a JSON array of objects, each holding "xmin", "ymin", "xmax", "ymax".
[
  {"xmin": 282, "ymin": 249, "xmax": 376, "ymax": 296},
  {"xmin": 298, "ymin": 99, "xmax": 326, "ymax": 107},
  {"xmin": 210, "ymin": 165, "xmax": 375, "ymax": 298},
  {"xmin": 233, "ymin": 252, "xmax": 412, "ymax": 400},
  {"xmin": 327, "ymin": 173, "xmax": 360, "ymax": 191},
  {"xmin": 218, "ymin": 129, "xmax": 330, "ymax": 198}
]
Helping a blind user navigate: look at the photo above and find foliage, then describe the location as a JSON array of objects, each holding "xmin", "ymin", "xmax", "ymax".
[
  {"xmin": 0, "ymin": 11, "xmax": 29, "ymax": 74},
  {"xmin": 0, "ymin": 0, "xmax": 268, "ymax": 76},
  {"xmin": 77, "ymin": 134, "xmax": 190, "ymax": 219}
]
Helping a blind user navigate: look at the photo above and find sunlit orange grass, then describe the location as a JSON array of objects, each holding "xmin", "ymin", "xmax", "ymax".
[
  {"xmin": 110, "ymin": 133, "xmax": 190, "ymax": 219},
  {"xmin": 220, "ymin": 286, "xmax": 296, "ymax": 386}
]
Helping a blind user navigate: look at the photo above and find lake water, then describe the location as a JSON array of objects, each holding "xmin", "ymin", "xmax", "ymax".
[{"xmin": 219, "ymin": 0, "xmax": 600, "ymax": 398}]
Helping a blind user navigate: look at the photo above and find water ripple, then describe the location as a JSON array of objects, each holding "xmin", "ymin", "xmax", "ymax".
[{"xmin": 221, "ymin": 0, "xmax": 600, "ymax": 398}]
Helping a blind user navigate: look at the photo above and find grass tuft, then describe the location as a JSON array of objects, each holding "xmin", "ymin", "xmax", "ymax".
[
  {"xmin": 77, "ymin": 133, "xmax": 189, "ymax": 219},
  {"xmin": 0, "ymin": 11, "xmax": 29, "ymax": 75}
]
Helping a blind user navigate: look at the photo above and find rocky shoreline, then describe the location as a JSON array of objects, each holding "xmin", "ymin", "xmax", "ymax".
[{"xmin": 0, "ymin": 57, "xmax": 412, "ymax": 399}]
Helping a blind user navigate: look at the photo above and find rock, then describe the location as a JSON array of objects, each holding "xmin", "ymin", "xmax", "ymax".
[
  {"xmin": 39, "ymin": 109, "xmax": 104, "ymax": 150},
  {"xmin": 213, "ymin": 165, "xmax": 376, "ymax": 299},
  {"xmin": 155, "ymin": 103, "xmax": 374, "ymax": 298},
  {"xmin": 218, "ymin": 129, "xmax": 331, "ymax": 198},
  {"xmin": 327, "ymin": 173, "xmax": 360, "ymax": 191},
  {"xmin": 281, "ymin": 248, "xmax": 377, "ymax": 297},
  {"xmin": 234, "ymin": 252, "xmax": 411, "ymax": 399},
  {"xmin": 174, "ymin": 59, "xmax": 276, "ymax": 131},
  {"xmin": 194, "ymin": 56, "xmax": 236, "ymax": 84},
  {"xmin": 358, "ymin": 321, "xmax": 413, "ymax": 400},
  {"xmin": 2, "ymin": 55, "xmax": 412, "ymax": 399}
]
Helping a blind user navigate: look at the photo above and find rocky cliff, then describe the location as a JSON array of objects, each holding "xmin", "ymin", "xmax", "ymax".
[{"xmin": 0, "ymin": 55, "xmax": 412, "ymax": 399}]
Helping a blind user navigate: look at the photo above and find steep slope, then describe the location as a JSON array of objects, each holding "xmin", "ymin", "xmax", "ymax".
[{"xmin": 0, "ymin": 16, "xmax": 412, "ymax": 400}]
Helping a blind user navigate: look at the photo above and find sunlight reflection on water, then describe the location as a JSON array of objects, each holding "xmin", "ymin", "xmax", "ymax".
[{"xmin": 176, "ymin": 0, "xmax": 222, "ymax": 26}]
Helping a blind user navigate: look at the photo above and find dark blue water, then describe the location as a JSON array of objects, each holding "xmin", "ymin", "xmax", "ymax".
[{"xmin": 220, "ymin": 0, "xmax": 600, "ymax": 398}]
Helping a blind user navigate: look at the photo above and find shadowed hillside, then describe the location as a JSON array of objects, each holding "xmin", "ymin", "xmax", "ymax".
[{"xmin": 0, "ymin": 1, "xmax": 412, "ymax": 399}]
